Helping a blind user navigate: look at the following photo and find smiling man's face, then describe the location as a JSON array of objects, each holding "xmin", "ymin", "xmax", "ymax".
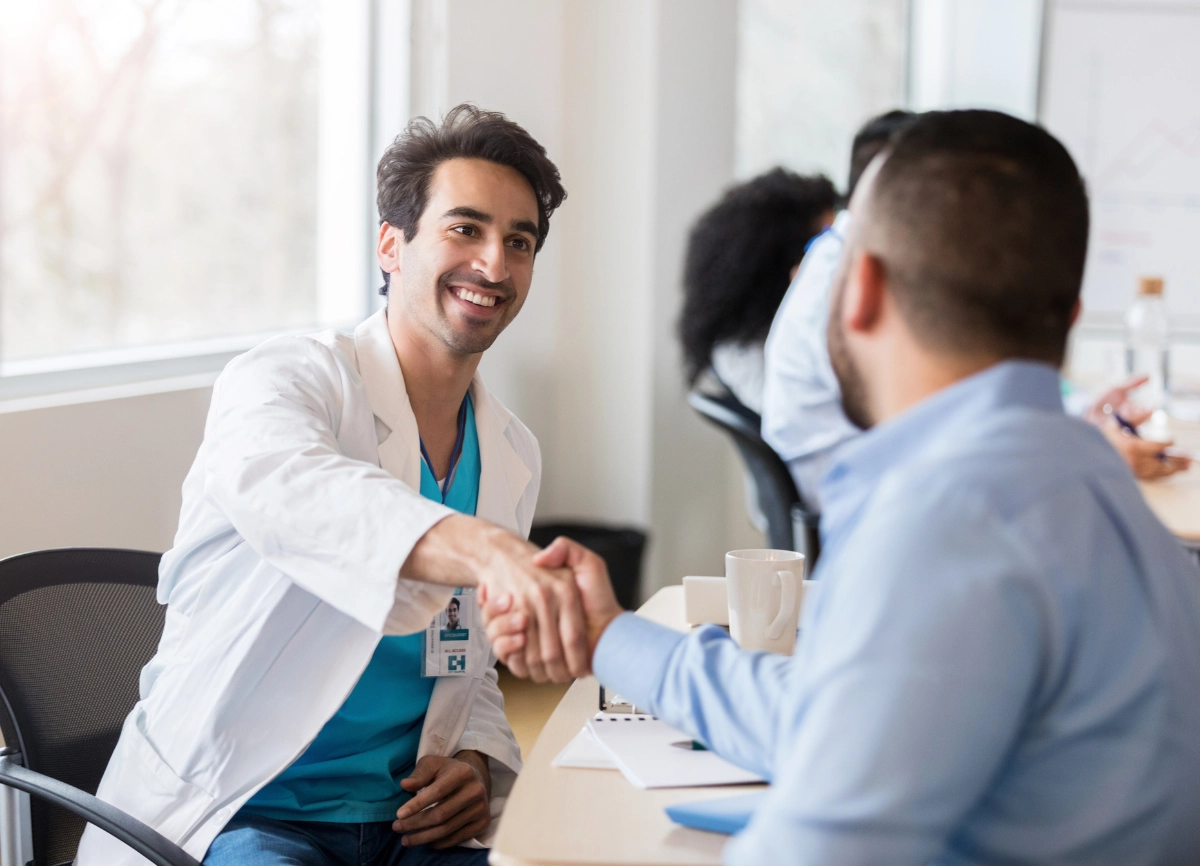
[{"xmin": 385, "ymin": 157, "xmax": 540, "ymax": 357}]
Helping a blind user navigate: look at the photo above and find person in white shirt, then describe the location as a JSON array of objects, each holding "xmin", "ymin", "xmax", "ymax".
[
  {"xmin": 761, "ymin": 111, "xmax": 915, "ymax": 509},
  {"xmin": 763, "ymin": 109, "xmax": 1189, "ymax": 511},
  {"xmin": 77, "ymin": 104, "xmax": 589, "ymax": 866},
  {"xmin": 680, "ymin": 168, "xmax": 836, "ymax": 414}
]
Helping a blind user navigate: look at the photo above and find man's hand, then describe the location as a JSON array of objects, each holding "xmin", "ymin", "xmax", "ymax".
[
  {"xmin": 403, "ymin": 515, "xmax": 590, "ymax": 683},
  {"xmin": 393, "ymin": 751, "xmax": 491, "ymax": 848},
  {"xmin": 1084, "ymin": 375, "xmax": 1191, "ymax": 480},
  {"xmin": 483, "ymin": 536, "xmax": 625, "ymax": 676},
  {"xmin": 1099, "ymin": 423, "xmax": 1191, "ymax": 480},
  {"xmin": 1084, "ymin": 374, "xmax": 1154, "ymax": 429}
]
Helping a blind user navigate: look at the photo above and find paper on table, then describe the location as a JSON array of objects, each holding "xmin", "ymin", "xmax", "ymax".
[
  {"xmin": 552, "ymin": 726, "xmax": 619, "ymax": 770},
  {"xmin": 586, "ymin": 714, "xmax": 765, "ymax": 789}
]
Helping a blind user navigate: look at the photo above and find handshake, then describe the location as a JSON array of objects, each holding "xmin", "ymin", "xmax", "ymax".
[
  {"xmin": 477, "ymin": 533, "xmax": 626, "ymax": 682},
  {"xmin": 405, "ymin": 513, "xmax": 625, "ymax": 682}
]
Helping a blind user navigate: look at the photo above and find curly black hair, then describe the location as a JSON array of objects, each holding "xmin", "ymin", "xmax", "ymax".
[{"xmin": 679, "ymin": 168, "xmax": 837, "ymax": 384}]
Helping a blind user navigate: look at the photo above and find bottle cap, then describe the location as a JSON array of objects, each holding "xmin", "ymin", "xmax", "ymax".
[{"xmin": 1138, "ymin": 276, "xmax": 1165, "ymax": 296}]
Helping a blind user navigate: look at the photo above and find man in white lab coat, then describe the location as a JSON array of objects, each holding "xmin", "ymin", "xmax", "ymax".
[{"xmin": 77, "ymin": 104, "xmax": 587, "ymax": 866}]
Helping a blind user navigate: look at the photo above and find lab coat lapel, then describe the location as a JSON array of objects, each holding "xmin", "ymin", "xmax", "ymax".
[
  {"xmin": 354, "ymin": 310, "xmax": 422, "ymax": 489},
  {"xmin": 354, "ymin": 309, "xmax": 533, "ymax": 532},
  {"xmin": 471, "ymin": 378, "xmax": 532, "ymax": 535}
]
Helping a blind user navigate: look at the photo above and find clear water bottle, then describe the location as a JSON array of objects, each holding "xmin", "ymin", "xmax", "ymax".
[{"xmin": 1124, "ymin": 276, "xmax": 1170, "ymax": 413}]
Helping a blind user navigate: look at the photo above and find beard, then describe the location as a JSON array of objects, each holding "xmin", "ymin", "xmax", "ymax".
[
  {"xmin": 827, "ymin": 274, "xmax": 873, "ymax": 431},
  {"xmin": 431, "ymin": 268, "xmax": 520, "ymax": 356}
]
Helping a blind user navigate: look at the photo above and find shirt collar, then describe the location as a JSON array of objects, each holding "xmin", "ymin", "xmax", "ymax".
[
  {"xmin": 804, "ymin": 209, "xmax": 852, "ymax": 254},
  {"xmin": 829, "ymin": 209, "xmax": 852, "ymax": 238},
  {"xmin": 818, "ymin": 360, "xmax": 1064, "ymax": 547}
]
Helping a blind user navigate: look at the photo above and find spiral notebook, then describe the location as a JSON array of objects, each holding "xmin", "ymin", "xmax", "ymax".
[{"xmin": 585, "ymin": 714, "xmax": 764, "ymax": 789}]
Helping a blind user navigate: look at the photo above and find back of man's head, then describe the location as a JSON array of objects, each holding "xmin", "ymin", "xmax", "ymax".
[
  {"xmin": 860, "ymin": 109, "xmax": 1089, "ymax": 366},
  {"xmin": 847, "ymin": 109, "xmax": 918, "ymax": 197}
]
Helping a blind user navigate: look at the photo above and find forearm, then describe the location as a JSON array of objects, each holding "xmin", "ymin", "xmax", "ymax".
[
  {"xmin": 402, "ymin": 514, "xmax": 533, "ymax": 587},
  {"xmin": 593, "ymin": 614, "xmax": 789, "ymax": 778}
]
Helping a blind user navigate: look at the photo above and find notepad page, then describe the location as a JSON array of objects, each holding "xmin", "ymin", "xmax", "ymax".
[{"xmin": 586, "ymin": 714, "xmax": 765, "ymax": 789}]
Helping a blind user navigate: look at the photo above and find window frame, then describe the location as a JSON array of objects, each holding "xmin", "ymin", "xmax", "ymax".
[{"xmin": 0, "ymin": 0, "xmax": 407, "ymax": 405}]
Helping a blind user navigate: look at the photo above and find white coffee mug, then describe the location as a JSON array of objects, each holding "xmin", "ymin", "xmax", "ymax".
[{"xmin": 726, "ymin": 549, "xmax": 806, "ymax": 654}]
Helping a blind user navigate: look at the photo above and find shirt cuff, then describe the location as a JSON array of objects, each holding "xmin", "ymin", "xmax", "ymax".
[{"xmin": 593, "ymin": 612, "xmax": 687, "ymax": 713}]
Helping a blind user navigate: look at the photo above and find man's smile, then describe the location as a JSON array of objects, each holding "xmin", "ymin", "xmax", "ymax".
[
  {"xmin": 443, "ymin": 279, "xmax": 512, "ymax": 321},
  {"xmin": 451, "ymin": 285, "xmax": 498, "ymax": 308}
]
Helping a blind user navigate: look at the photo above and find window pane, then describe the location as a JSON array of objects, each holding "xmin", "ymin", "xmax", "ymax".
[
  {"xmin": 736, "ymin": 0, "xmax": 908, "ymax": 185},
  {"xmin": 0, "ymin": 0, "xmax": 320, "ymax": 363}
]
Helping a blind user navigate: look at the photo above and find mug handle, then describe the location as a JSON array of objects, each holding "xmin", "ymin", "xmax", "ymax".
[{"xmin": 766, "ymin": 570, "xmax": 798, "ymax": 640}]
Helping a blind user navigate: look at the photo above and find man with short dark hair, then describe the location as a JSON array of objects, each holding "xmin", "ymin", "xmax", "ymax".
[
  {"xmin": 490, "ymin": 110, "xmax": 1200, "ymax": 864},
  {"xmin": 78, "ymin": 104, "xmax": 589, "ymax": 866},
  {"xmin": 763, "ymin": 109, "xmax": 1187, "ymax": 514}
]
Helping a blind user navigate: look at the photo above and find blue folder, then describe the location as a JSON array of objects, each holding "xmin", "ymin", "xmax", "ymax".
[{"xmin": 664, "ymin": 791, "xmax": 766, "ymax": 835}]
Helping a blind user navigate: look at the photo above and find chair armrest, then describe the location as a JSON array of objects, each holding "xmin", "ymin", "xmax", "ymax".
[{"xmin": 0, "ymin": 754, "xmax": 200, "ymax": 866}]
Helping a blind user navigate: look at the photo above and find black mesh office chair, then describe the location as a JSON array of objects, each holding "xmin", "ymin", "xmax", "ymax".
[
  {"xmin": 0, "ymin": 548, "xmax": 200, "ymax": 866},
  {"xmin": 688, "ymin": 385, "xmax": 821, "ymax": 566}
]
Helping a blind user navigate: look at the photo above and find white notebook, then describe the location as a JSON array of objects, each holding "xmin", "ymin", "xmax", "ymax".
[
  {"xmin": 552, "ymin": 726, "xmax": 619, "ymax": 770},
  {"xmin": 585, "ymin": 714, "xmax": 764, "ymax": 789}
]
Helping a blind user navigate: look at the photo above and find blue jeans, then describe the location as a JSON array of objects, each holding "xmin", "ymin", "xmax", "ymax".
[{"xmin": 203, "ymin": 813, "xmax": 491, "ymax": 866}]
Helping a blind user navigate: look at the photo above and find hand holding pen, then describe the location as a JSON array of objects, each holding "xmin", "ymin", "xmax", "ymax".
[{"xmin": 1087, "ymin": 375, "xmax": 1191, "ymax": 480}]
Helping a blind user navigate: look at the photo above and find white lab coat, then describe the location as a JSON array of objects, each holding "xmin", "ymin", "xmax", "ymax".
[{"xmin": 76, "ymin": 310, "xmax": 533, "ymax": 865}]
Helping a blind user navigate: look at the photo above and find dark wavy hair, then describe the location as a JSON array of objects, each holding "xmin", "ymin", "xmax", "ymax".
[
  {"xmin": 847, "ymin": 109, "xmax": 918, "ymax": 198},
  {"xmin": 376, "ymin": 103, "xmax": 567, "ymax": 294},
  {"xmin": 679, "ymin": 168, "xmax": 837, "ymax": 384}
]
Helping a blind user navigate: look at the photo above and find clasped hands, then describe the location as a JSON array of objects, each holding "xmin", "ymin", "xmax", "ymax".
[
  {"xmin": 404, "ymin": 517, "xmax": 621, "ymax": 682},
  {"xmin": 477, "ymin": 535, "xmax": 624, "ymax": 684}
]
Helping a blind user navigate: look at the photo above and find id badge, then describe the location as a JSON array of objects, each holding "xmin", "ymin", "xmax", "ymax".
[{"xmin": 422, "ymin": 588, "xmax": 483, "ymax": 677}]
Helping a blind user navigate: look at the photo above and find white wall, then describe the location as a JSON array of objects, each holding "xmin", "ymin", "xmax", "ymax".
[
  {"xmin": 0, "ymin": 385, "xmax": 211, "ymax": 559},
  {"xmin": 647, "ymin": 0, "xmax": 750, "ymax": 590}
]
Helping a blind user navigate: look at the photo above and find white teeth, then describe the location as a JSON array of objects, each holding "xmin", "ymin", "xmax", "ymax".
[{"xmin": 454, "ymin": 288, "xmax": 496, "ymax": 307}]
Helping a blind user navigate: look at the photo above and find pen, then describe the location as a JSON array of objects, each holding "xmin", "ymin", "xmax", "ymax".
[
  {"xmin": 1110, "ymin": 410, "xmax": 1140, "ymax": 437},
  {"xmin": 1109, "ymin": 408, "xmax": 1169, "ymax": 463},
  {"xmin": 670, "ymin": 739, "xmax": 709, "ymax": 751}
]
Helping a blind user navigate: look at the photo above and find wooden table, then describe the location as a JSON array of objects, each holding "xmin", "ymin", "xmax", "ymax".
[
  {"xmin": 1139, "ymin": 418, "xmax": 1200, "ymax": 546},
  {"xmin": 490, "ymin": 586, "xmax": 763, "ymax": 866}
]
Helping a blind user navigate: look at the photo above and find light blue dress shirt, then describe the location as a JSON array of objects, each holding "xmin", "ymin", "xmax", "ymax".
[
  {"xmin": 595, "ymin": 361, "xmax": 1200, "ymax": 865},
  {"xmin": 761, "ymin": 210, "xmax": 857, "ymax": 510}
]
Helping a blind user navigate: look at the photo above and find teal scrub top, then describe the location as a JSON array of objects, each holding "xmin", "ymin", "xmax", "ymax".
[{"xmin": 241, "ymin": 394, "xmax": 480, "ymax": 822}]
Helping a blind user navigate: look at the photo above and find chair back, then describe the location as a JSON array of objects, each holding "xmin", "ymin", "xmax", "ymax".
[
  {"xmin": 0, "ymin": 548, "xmax": 164, "ymax": 866},
  {"xmin": 687, "ymin": 388, "xmax": 821, "ymax": 563}
]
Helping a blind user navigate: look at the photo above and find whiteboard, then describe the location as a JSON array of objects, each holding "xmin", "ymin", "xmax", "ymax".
[{"xmin": 1040, "ymin": 0, "xmax": 1200, "ymax": 327}]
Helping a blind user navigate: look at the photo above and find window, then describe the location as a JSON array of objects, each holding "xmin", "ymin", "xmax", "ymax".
[
  {"xmin": 735, "ymin": 0, "xmax": 909, "ymax": 187},
  {"xmin": 0, "ymin": 0, "xmax": 384, "ymax": 393}
]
